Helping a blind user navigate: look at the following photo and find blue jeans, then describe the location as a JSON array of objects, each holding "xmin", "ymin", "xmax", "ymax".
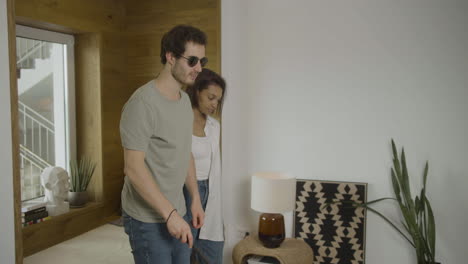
[
  {"xmin": 122, "ymin": 211, "xmax": 191, "ymax": 264},
  {"xmin": 184, "ymin": 180, "xmax": 224, "ymax": 264}
]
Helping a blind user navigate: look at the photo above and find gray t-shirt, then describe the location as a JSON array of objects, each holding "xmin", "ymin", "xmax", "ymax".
[{"xmin": 120, "ymin": 80, "xmax": 193, "ymax": 223}]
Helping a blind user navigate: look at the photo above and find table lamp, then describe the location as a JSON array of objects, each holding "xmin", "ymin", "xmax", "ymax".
[{"xmin": 251, "ymin": 172, "xmax": 296, "ymax": 248}]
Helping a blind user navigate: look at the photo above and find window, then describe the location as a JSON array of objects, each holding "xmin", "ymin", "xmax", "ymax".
[{"xmin": 16, "ymin": 25, "xmax": 76, "ymax": 201}]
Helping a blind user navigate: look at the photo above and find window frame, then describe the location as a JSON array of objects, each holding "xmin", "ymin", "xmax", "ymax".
[{"xmin": 16, "ymin": 24, "xmax": 76, "ymax": 181}]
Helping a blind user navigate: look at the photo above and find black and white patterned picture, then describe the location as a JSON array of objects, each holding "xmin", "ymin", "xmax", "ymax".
[{"xmin": 294, "ymin": 180, "xmax": 367, "ymax": 264}]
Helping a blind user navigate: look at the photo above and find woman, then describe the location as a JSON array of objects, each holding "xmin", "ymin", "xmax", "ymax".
[{"xmin": 184, "ymin": 68, "xmax": 226, "ymax": 264}]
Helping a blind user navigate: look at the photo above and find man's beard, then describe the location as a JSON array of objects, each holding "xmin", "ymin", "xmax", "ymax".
[{"xmin": 171, "ymin": 67, "xmax": 194, "ymax": 86}]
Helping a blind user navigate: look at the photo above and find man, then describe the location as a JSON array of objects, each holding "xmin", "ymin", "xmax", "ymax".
[{"xmin": 120, "ymin": 25, "xmax": 208, "ymax": 263}]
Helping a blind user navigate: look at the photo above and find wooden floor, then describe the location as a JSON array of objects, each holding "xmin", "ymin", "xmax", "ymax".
[{"xmin": 24, "ymin": 224, "xmax": 133, "ymax": 264}]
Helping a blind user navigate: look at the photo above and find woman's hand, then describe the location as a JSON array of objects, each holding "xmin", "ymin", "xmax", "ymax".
[{"xmin": 191, "ymin": 199, "xmax": 205, "ymax": 229}]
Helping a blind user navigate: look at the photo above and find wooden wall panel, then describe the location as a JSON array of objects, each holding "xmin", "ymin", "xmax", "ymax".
[
  {"xmin": 126, "ymin": 0, "xmax": 218, "ymax": 14},
  {"xmin": 100, "ymin": 32, "xmax": 129, "ymax": 214},
  {"xmin": 15, "ymin": 0, "xmax": 125, "ymax": 33},
  {"xmin": 125, "ymin": 0, "xmax": 221, "ymax": 90},
  {"xmin": 75, "ymin": 33, "xmax": 103, "ymax": 203},
  {"xmin": 8, "ymin": 0, "xmax": 23, "ymax": 262}
]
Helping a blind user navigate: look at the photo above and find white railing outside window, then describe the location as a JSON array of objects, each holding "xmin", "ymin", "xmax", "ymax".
[
  {"xmin": 18, "ymin": 101, "xmax": 55, "ymax": 164},
  {"xmin": 19, "ymin": 145, "xmax": 51, "ymax": 201},
  {"xmin": 16, "ymin": 38, "xmax": 48, "ymax": 68}
]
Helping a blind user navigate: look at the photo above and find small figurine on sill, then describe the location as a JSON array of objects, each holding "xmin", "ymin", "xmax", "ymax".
[{"xmin": 40, "ymin": 166, "xmax": 70, "ymax": 216}]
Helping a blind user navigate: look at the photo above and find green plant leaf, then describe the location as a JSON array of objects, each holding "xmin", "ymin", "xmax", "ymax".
[
  {"xmin": 401, "ymin": 220, "xmax": 410, "ymax": 234},
  {"xmin": 360, "ymin": 197, "xmax": 397, "ymax": 206},
  {"xmin": 423, "ymin": 162, "xmax": 429, "ymax": 190},
  {"xmin": 400, "ymin": 149, "xmax": 414, "ymax": 208},
  {"xmin": 391, "ymin": 170, "xmax": 402, "ymax": 201},
  {"xmin": 69, "ymin": 156, "xmax": 96, "ymax": 192},
  {"xmin": 401, "ymin": 148, "xmax": 419, "ymax": 228},
  {"xmin": 391, "ymin": 139, "xmax": 402, "ymax": 179},
  {"xmin": 425, "ymin": 196, "xmax": 436, "ymax": 260},
  {"xmin": 415, "ymin": 196, "xmax": 420, "ymax": 215}
]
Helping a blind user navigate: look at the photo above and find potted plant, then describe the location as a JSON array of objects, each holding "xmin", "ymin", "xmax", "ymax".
[
  {"xmin": 68, "ymin": 156, "xmax": 96, "ymax": 208},
  {"xmin": 327, "ymin": 140, "xmax": 438, "ymax": 264}
]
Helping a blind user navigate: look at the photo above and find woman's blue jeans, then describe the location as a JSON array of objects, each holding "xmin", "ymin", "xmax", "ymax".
[
  {"xmin": 122, "ymin": 211, "xmax": 191, "ymax": 264},
  {"xmin": 184, "ymin": 180, "xmax": 224, "ymax": 264}
]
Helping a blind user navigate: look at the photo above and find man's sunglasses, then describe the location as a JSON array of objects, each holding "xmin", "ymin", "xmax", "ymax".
[{"xmin": 180, "ymin": 55, "xmax": 208, "ymax": 67}]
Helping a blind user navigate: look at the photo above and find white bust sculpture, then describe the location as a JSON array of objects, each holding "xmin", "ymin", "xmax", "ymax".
[{"xmin": 40, "ymin": 166, "xmax": 70, "ymax": 216}]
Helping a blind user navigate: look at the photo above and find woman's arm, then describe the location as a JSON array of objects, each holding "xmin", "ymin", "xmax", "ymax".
[{"xmin": 184, "ymin": 152, "xmax": 204, "ymax": 229}]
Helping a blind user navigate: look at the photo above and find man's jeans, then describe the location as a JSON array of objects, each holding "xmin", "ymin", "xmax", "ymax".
[
  {"xmin": 122, "ymin": 211, "xmax": 191, "ymax": 264},
  {"xmin": 184, "ymin": 180, "xmax": 224, "ymax": 264}
]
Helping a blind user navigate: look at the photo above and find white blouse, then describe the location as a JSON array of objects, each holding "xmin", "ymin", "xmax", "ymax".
[
  {"xmin": 194, "ymin": 116, "xmax": 224, "ymax": 242},
  {"xmin": 192, "ymin": 135, "xmax": 211, "ymax": 181}
]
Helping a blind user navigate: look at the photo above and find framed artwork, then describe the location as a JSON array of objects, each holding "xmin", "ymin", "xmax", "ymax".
[{"xmin": 294, "ymin": 180, "xmax": 367, "ymax": 264}]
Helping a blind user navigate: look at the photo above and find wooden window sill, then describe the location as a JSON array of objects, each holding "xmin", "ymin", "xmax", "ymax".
[{"xmin": 22, "ymin": 202, "xmax": 109, "ymax": 256}]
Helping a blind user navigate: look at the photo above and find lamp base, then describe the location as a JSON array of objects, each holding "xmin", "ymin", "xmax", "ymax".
[{"xmin": 258, "ymin": 213, "xmax": 285, "ymax": 248}]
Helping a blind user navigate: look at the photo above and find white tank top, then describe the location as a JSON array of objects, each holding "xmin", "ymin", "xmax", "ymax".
[{"xmin": 192, "ymin": 135, "xmax": 211, "ymax": 180}]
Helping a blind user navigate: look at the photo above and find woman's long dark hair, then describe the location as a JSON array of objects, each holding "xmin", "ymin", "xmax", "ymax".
[{"xmin": 185, "ymin": 68, "xmax": 226, "ymax": 112}]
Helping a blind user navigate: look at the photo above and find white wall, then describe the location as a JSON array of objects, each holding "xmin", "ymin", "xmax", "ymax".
[
  {"xmin": 0, "ymin": 0, "xmax": 17, "ymax": 263},
  {"xmin": 222, "ymin": 1, "xmax": 468, "ymax": 263}
]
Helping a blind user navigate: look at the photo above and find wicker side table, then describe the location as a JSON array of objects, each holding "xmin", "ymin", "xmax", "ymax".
[{"xmin": 232, "ymin": 235, "xmax": 314, "ymax": 264}]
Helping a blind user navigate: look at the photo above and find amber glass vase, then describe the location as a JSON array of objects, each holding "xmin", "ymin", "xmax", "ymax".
[{"xmin": 258, "ymin": 213, "xmax": 285, "ymax": 248}]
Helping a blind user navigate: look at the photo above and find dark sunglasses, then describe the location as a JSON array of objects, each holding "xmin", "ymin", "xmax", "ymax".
[{"xmin": 180, "ymin": 55, "xmax": 208, "ymax": 67}]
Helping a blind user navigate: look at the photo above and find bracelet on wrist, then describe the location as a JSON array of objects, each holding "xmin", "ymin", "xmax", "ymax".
[{"xmin": 166, "ymin": 209, "xmax": 177, "ymax": 223}]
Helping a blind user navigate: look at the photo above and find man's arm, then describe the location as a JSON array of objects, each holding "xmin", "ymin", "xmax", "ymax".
[
  {"xmin": 184, "ymin": 153, "xmax": 204, "ymax": 229},
  {"xmin": 124, "ymin": 148, "xmax": 193, "ymax": 248}
]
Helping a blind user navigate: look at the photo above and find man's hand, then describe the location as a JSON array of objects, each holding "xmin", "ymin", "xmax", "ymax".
[
  {"xmin": 166, "ymin": 212, "xmax": 193, "ymax": 248},
  {"xmin": 191, "ymin": 199, "xmax": 205, "ymax": 229}
]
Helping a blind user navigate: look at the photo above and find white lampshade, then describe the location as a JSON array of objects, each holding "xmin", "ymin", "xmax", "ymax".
[{"xmin": 251, "ymin": 172, "xmax": 296, "ymax": 213}]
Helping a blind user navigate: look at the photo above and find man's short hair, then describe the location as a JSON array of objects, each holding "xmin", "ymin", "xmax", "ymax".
[{"xmin": 160, "ymin": 25, "xmax": 207, "ymax": 64}]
